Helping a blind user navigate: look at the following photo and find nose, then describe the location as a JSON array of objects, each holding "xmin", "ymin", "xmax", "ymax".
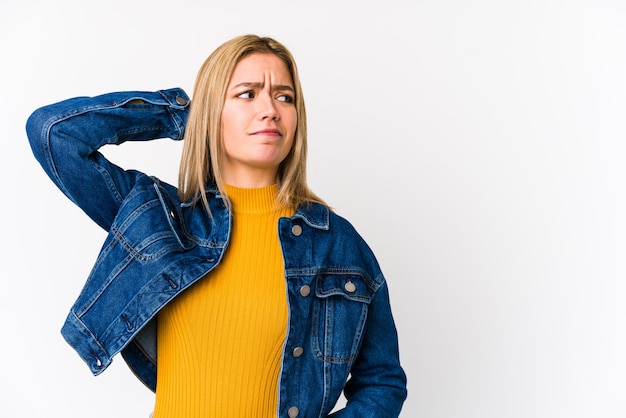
[{"xmin": 257, "ymin": 93, "xmax": 280, "ymax": 121}]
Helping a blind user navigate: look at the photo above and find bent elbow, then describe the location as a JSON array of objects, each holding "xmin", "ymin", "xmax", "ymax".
[{"xmin": 25, "ymin": 106, "xmax": 52, "ymax": 164}]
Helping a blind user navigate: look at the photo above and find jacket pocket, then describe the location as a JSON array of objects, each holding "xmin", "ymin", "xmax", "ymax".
[{"xmin": 311, "ymin": 272, "xmax": 372, "ymax": 364}]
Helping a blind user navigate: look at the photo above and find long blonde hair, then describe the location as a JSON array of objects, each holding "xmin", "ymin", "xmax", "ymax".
[{"xmin": 178, "ymin": 34, "xmax": 326, "ymax": 211}]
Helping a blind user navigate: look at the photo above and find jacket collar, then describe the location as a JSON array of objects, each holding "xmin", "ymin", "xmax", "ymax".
[{"xmin": 294, "ymin": 202, "xmax": 330, "ymax": 230}]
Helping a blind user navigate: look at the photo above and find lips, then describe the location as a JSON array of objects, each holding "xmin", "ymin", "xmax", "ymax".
[{"xmin": 251, "ymin": 129, "xmax": 281, "ymax": 136}]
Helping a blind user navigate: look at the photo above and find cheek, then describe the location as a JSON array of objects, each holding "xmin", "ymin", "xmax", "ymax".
[
  {"xmin": 285, "ymin": 110, "xmax": 297, "ymax": 139},
  {"xmin": 284, "ymin": 116, "xmax": 297, "ymax": 150},
  {"xmin": 282, "ymin": 132, "xmax": 296, "ymax": 162}
]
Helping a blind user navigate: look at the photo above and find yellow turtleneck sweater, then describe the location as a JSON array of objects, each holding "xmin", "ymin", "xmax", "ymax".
[{"xmin": 153, "ymin": 184, "xmax": 294, "ymax": 418}]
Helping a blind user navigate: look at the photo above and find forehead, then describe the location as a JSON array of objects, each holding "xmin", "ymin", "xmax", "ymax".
[{"xmin": 229, "ymin": 52, "xmax": 293, "ymax": 86}]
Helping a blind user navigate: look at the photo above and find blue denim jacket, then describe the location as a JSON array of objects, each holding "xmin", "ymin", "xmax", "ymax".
[{"xmin": 26, "ymin": 88, "xmax": 407, "ymax": 417}]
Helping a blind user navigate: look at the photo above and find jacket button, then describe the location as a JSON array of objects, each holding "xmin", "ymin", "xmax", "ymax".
[
  {"xmin": 291, "ymin": 224, "xmax": 302, "ymax": 236},
  {"xmin": 344, "ymin": 281, "xmax": 356, "ymax": 293},
  {"xmin": 288, "ymin": 406, "xmax": 299, "ymax": 417},
  {"xmin": 292, "ymin": 347, "xmax": 304, "ymax": 357},
  {"xmin": 175, "ymin": 96, "xmax": 187, "ymax": 105},
  {"xmin": 299, "ymin": 285, "xmax": 311, "ymax": 297}
]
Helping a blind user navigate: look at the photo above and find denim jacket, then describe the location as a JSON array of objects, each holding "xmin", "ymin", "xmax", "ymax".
[{"xmin": 26, "ymin": 88, "xmax": 407, "ymax": 417}]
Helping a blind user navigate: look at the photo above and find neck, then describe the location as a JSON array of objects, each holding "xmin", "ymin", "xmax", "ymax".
[{"xmin": 221, "ymin": 167, "xmax": 278, "ymax": 188}]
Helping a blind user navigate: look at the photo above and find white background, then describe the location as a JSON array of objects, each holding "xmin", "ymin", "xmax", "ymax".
[{"xmin": 2, "ymin": 0, "xmax": 626, "ymax": 417}]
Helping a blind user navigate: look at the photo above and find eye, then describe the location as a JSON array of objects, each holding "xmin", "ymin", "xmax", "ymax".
[
  {"xmin": 277, "ymin": 94, "xmax": 294, "ymax": 103},
  {"xmin": 236, "ymin": 90, "xmax": 255, "ymax": 99}
]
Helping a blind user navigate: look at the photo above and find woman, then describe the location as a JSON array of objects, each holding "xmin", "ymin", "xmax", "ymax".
[{"xmin": 27, "ymin": 34, "xmax": 407, "ymax": 417}]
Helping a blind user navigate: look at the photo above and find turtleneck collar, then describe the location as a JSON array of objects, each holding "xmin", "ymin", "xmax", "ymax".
[{"xmin": 224, "ymin": 184, "xmax": 280, "ymax": 214}]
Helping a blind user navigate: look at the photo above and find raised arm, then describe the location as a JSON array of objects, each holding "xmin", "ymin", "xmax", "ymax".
[{"xmin": 26, "ymin": 88, "xmax": 190, "ymax": 230}]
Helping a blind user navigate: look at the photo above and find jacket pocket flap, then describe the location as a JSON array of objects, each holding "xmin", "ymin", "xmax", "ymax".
[{"xmin": 315, "ymin": 273, "xmax": 372, "ymax": 304}]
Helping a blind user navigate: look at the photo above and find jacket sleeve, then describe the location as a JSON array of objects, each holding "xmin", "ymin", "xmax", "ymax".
[
  {"xmin": 26, "ymin": 88, "xmax": 190, "ymax": 231},
  {"xmin": 329, "ymin": 280, "xmax": 408, "ymax": 418}
]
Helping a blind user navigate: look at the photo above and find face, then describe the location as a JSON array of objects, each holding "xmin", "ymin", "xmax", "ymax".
[{"xmin": 220, "ymin": 52, "xmax": 297, "ymax": 187}]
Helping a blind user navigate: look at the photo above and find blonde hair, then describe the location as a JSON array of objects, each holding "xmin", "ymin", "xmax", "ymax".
[{"xmin": 178, "ymin": 34, "xmax": 326, "ymax": 211}]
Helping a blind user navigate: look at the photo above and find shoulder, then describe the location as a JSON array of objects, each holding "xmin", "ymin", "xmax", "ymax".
[{"xmin": 296, "ymin": 202, "xmax": 370, "ymax": 243}]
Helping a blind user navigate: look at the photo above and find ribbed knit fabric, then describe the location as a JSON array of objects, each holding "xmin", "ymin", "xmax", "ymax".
[{"xmin": 152, "ymin": 184, "xmax": 294, "ymax": 418}]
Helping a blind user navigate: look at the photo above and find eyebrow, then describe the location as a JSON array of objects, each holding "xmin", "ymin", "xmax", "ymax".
[{"xmin": 231, "ymin": 82, "xmax": 294, "ymax": 92}]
